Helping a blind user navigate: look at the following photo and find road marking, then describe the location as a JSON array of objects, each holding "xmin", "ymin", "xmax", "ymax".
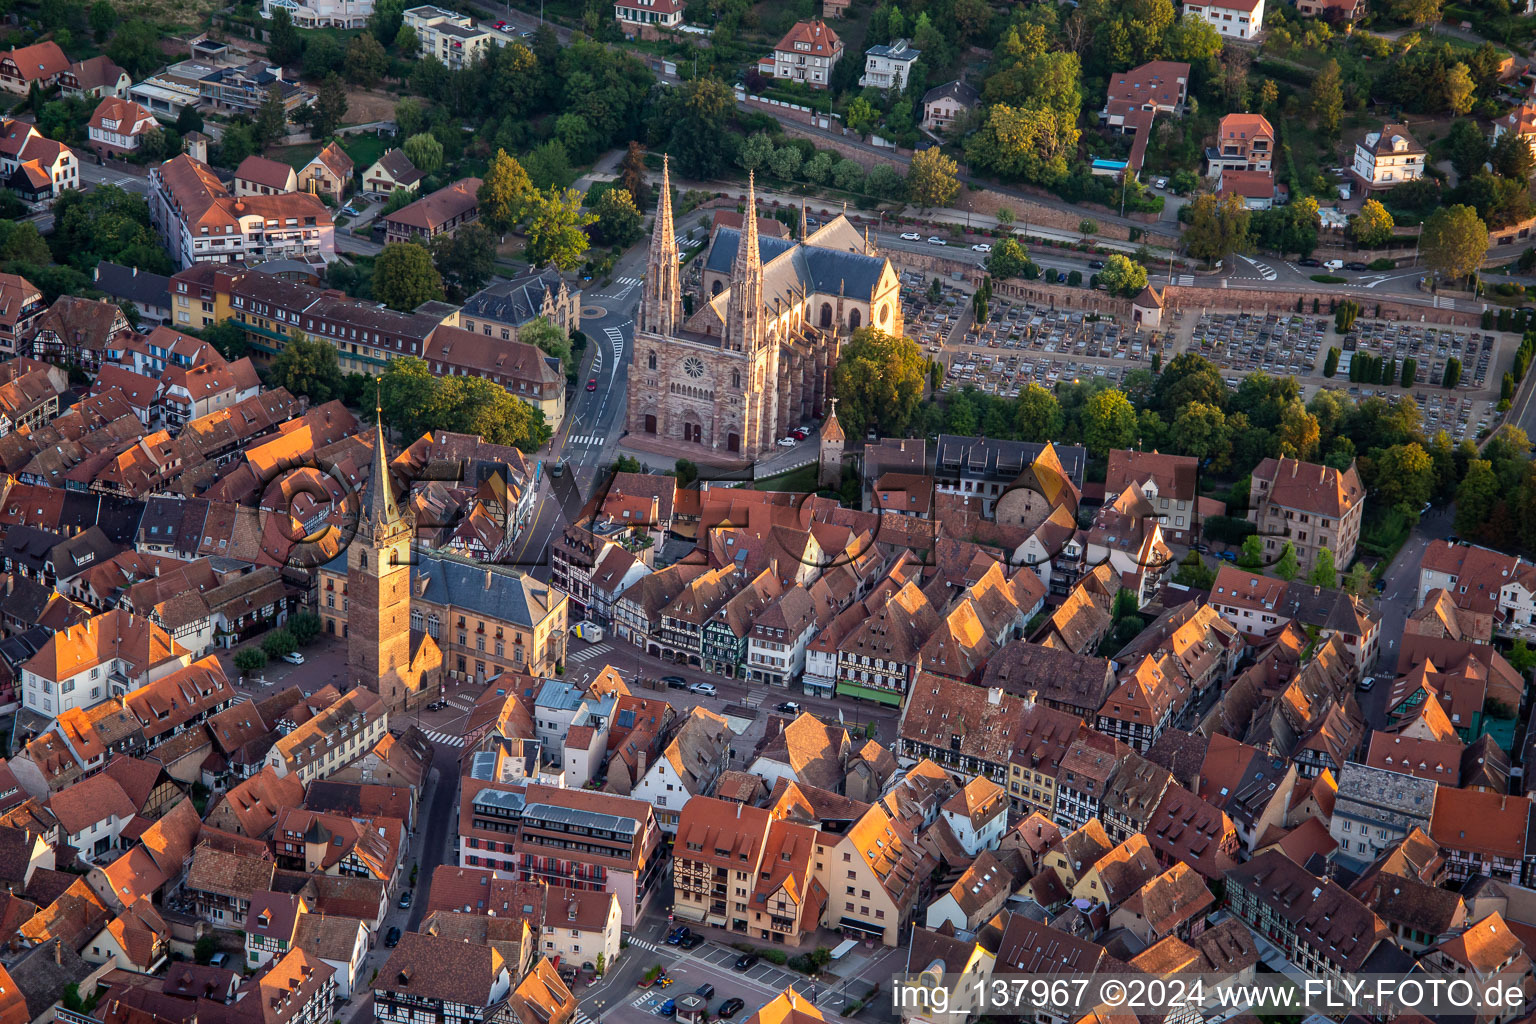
[
  {"xmin": 420, "ymin": 729, "xmax": 465, "ymax": 748},
  {"xmin": 567, "ymin": 644, "xmax": 614, "ymax": 663},
  {"xmin": 568, "ymin": 434, "xmax": 608, "ymax": 446},
  {"xmin": 628, "ymin": 937, "xmax": 662, "ymax": 952},
  {"xmin": 1177, "ymin": 274, "xmax": 1194, "ymax": 286}
]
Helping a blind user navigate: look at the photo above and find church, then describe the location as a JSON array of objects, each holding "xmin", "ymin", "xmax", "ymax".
[{"xmin": 627, "ymin": 162, "xmax": 903, "ymax": 458}]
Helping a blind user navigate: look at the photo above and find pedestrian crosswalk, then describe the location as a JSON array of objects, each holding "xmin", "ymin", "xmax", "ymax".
[
  {"xmin": 628, "ymin": 936, "xmax": 662, "ymax": 953},
  {"xmin": 741, "ymin": 689, "xmax": 766, "ymax": 707},
  {"xmin": 230, "ymin": 694, "xmax": 251, "ymax": 706},
  {"xmin": 568, "ymin": 434, "xmax": 606, "ymax": 447},
  {"xmin": 572, "ymin": 1011, "xmax": 595, "ymax": 1024},
  {"xmin": 1177, "ymin": 274, "xmax": 1195, "ymax": 286},
  {"xmin": 419, "ymin": 728, "xmax": 465, "ymax": 748},
  {"xmin": 611, "ymin": 277, "xmax": 641, "ymax": 297},
  {"xmin": 568, "ymin": 643, "xmax": 613, "ymax": 664}
]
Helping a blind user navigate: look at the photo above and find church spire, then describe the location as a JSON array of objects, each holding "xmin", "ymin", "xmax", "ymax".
[
  {"xmin": 640, "ymin": 154, "xmax": 681, "ymax": 336},
  {"xmin": 726, "ymin": 172, "xmax": 765, "ymax": 352},
  {"xmin": 799, "ymin": 197, "xmax": 808, "ymax": 241},
  {"xmin": 362, "ymin": 386, "xmax": 399, "ymax": 528}
]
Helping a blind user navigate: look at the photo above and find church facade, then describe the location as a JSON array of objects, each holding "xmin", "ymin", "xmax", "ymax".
[{"xmin": 627, "ymin": 163, "xmax": 903, "ymax": 458}]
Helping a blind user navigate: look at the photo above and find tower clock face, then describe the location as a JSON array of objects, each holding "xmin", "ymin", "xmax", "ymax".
[{"xmin": 683, "ymin": 357, "xmax": 706, "ymax": 379}]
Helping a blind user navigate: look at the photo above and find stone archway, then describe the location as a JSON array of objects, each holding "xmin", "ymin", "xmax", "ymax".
[
  {"xmin": 644, "ymin": 413, "xmax": 657, "ymax": 433},
  {"xmin": 682, "ymin": 417, "xmax": 702, "ymax": 444},
  {"xmin": 727, "ymin": 432, "xmax": 740, "ymax": 453}
]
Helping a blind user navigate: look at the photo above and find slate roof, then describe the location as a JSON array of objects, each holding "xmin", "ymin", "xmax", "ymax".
[
  {"xmin": 93, "ymin": 262, "xmax": 172, "ymax": 310},
  {"xmin": 460, "ymin": 267, "xmax": 575, "ymax": 327},
  {"xmin": 704, "ymin": 222, "xmax": 885, "ymax": 300}
]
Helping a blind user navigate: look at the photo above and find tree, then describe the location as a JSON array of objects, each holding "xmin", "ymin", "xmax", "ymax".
[
  {"xmin": 592, "ymin": 186, "xmax": 643, "ymax": 247},
  {"xmin": 1374, "ymin": 442, "xmax": 1435, "ymax": 513},
  {"xmin": 1307, "ymin": 547, "xmax": 1337, "ymax": 588},
  {"xmin": 254, "ymin": 88, "xmax": 288, "ymax": 149},
  {"xmin": 1277, "ymin": 400, "xmax": 1321, "ymax": 459},
  {"xmin": 1014, "ymin": 382, "xmax": 1061, "ymax": 441},
  {"xmin": 737, "ymin": 132, "xmax": 775, "ymax": 173},
  {"xmin": 831, "ymin": 327, "xmax": 928, "ymax": 441},
  {"xmin": 370, "ymin": 0, "xmax": 405, "ymax": 43},
  {"xmin": 658, "ymin": 77, "xmax": 736, "ymax": 180},
  {"xmin": 1446, "ymin": 119, "xmax": 1491, "ymax": 179},
  {"xmin": 345, "ymin": 33, "xmax": 389, "ymax": 87},
  {"xmin": 1444, "ymin": 356, "xmax": 1462, "ymax": 388},
  {"xmin": 845, "ymin": 97, "xmax": 879, "ymax": 135},
  {"xmin": 1422, "ymin": 204, "xmax": 1488, "ymax": 283},
  {"xmin": 1391, "ymin": 0, "xmax": 1443, "ymax": 23},
  {"xmin": 1350, "ymin": 200, "xmax": 1394, "ymax": 249},
  {"xmin": 394, "ymin": 97, "xmax": 426, "ymax": 139},
  {"xmin": 233, "ymin": 648, "xmax": 267, "ymax": 674},
  {"xmin": 1402, "ymin": 358, "xmax": 1418, "ymax": 388},
  {"xmin": 1239, "ymin": 534, "xmax": 1264, "ymax": 569},
  {"xmin": 403, "ymin": 132, "xmax": 443, "ymax": 176},
  {"xmin": 524, "ymin": 140, "xmax": 573, "ymax": 189},
  {"xmin": 313, "ymin": 75, "xmax": 350, "ymax": 138},
  {"xmin": 1153, "ymin": 352, "xmax": 1227, "ymax": 414},
  {"xmin": 1275, "ymin": 541, "xmax": 1299, "ymax": 581},
  {"xmin": 1098, "ymin": 254, "xmax": 1148, "ymax": 298},
  {"xmin": 1335, "ymin": 300, "xmax": 1360, "ymax": 334},
  {"xmin": 907, "ymin": 146, "xmax": 960, "ymax": 209},
  {"xmin": 373, "ymin": 242, "xmax": 444, "ymax": 311},
  {"xmin": 619, "ymin": 141, "xmax": 649, "ymax": 209},
  {"xmin": 266, "ymin": 8, "xmax": 305, "ymax": 67},
  {"xmin": 1509, "ymin": 639, "xmax": 1536, "ymax": 680},
  {"xmin": 261, "ymin": 629, "xmax": 297, "ymax": 658},
  {"xmin": 1182, "ymin": 192, "xmax": 1250, "ymax": 267},
  {"xmin": 1342, "ymin": 562, "xmax": 1374, "ymax": 596},
  {"xmin": 1323, "ymin": 347, "xmax": 1340, "ymax": 378},
  {"xmin": 986, "ymin": 238, "xmax": 1030, "ymax": 279},
  {"xmin": 479, "ymin": 149, "xmax": 533, "ymax": 236},
  {"xmin": 1173, "ymin": 550, "xmax": 1215, "ymax": 589},
  {"xmin": 430, "ymin": 223, "xmax": 496, "ymax": 296},
  {"xmin": 1309, "ymin": 60, "xmax": 1343, "ymax": 136},
  {"xmin": 964, "ymin": 104, "xmax": 1079, "ymax": 185},
  {"xmin": 289, "ymin": 611, "xmax": 322, "ymax": 645},
  {"xmin": 270, "ymin": 335, "xmax": 344, "ymax": 403},
  {"xmin": 1493, "ymin": 130, "xmax": 1536, "ymax": 181},
  {"xmin": 1444, "ymin": 62, "xmax": 1476, "ymax": 116},
  {"xmin": 519, "ymin": 317, "xmax": 572, "ymax": 372},
  {"xmin": 394, "ymin": 24, "xmax": 419, "ymax": 55},
  {"xmin": 88, "ymin": 0, "xmax": 118, "ymax": 41},
  {"xmin": 1454, "ymin": 458, "xmax": 1499, "ymax": 536},
  {"xmin": 1169, "ymin": 401, "xmax": 1231, "ymax": 464},
  {"xmin": 524, "ymin": 187, "xmax": 596, "ymax": 271},
  {"xmin": 1082, "ymin": 389, "xmax": 1137, "ymax": 454}
]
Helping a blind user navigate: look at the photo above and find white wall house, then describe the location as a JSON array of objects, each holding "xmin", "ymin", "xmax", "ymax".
[
  {"xmin": 1352, "ymin": 124, "xmax": 1425, "ymax": 192},
  {"xmin": 859, "ymin": 40, "xmax": 920, "ymax": 91},
  {"xmin": 261, "ymin": 0, "xmax": 375, "ymax": 29},
  {"xmin": 939, "ymin": 780, "xmax": 1009, "ymax": 857},
  {"xmin": 1182, "ymin": 0, "xmax": 1264, "ymax": 39}
]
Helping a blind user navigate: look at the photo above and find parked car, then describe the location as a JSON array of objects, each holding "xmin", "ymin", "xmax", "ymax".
[
  {"xmin": 1358, "ymin": 676, "xmax": 1376, "ymax": 691},
  {"xmin": 900, "ymin": 231, "xmax": 921, "ymax": 241},
  {"xmin": 791, "ymin": 428, "xmax": 808, "ymax": 440},
  {"xmin": 1345, "ymin": 261, "xmax": 1369, "ymax": 271},
  {"xmin": 1216, "ymin": 551, "xmax": 1238, "ymax": 562},
  {"xmin": 679, "ymin": 933, "xmax": 704, "ymax": 949},
  {"xmin": 385, "ymin": 927, "xmax": 401, "ymax": 947},
  {"xmin": 777, "ymin": 437, "xmax": 797, "ymax": 447},
  {"xmin": 494, "ymin": 19, "xmax": 507, "ymax": 27},
  {"xmin": 1323, "ymin": 259, "xmax": 1345, "ymax": 271},
  {"xmin": 209, "ymin": 953, "xmax": 229, "ymax": 967},
  {"xmin": 666, "ymin": 926, "xmax": 691, "ymax": 945},
  {"xmin": 1154, "ymin": 177, "xmax": 1169, "ymax": 189},
  {"xmin": 282, "ymin": 652, "xmax": 304, "ymax": 665},
  {"xmin": 927, "ymin": 236, "xmax": 946, "ymax": 246},
  {"xmin": 398, "ymin": 890, "xmax": 412, "ymax": 909},
  {"xmin": 735, "ymin": 954, "xmax": 759, "ymax": 970},
  {"xmin": 718, "ymin": 999, "xmax": 746, "ymax": 1019},
  {"xmin": 971, "ymin": 243, "xmax": 992, "ymax": 253},
  {"xmin": 775, "ymin": 701, "xmax": 802, "ymax": 714},
  {"xmin": 689, "ymin": 682, "xmax": 718, "ymax": 696},
  {"xmin": 657, "ymin": 1000, "xmax": 677, "ymax": 1017},
  {"xmin": 662, "ymin": 676, "xmax": 688, "ymax": 689},
  {"xmin": 550, "ymin": 459, "xmax": 568, "ymax": 477},
  {"xmin": 1298, "ymin": 257, "xmax": 1323, "ymax": 268},
  {"xmin": 1088, "ymin": 259, "xmax": 1106, "ymax": 269},
  {"xmin": 696, "ymin": 985, "xmax": 716, "ymax": 1002}
]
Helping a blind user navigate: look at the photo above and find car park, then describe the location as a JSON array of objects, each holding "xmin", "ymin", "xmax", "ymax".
[
  {"xmin": 900, "ymin": 231, "xmax": 921, "ymax": 240},
  {"xmin": 689, "ymin": 682, "xmax": 718, "ymax": 696},
  {"xmin": 972, "ymin": 243, "xmax": 992, "ymax": 253},
  {"xmin": 927, "ymin": 236, "xmax": 946, "ymax": 245},
  {"xmin": 282, "ymin": 652, "xmax": 304, "ymax": 665}
]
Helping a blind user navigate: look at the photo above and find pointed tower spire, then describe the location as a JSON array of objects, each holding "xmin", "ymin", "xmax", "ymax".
[
  {"xmin": 362, "ymin": 383, "xmax": 399, "ymax": 527},
  {"xmin": 799, "ymin": 197, "xmax": 808, "ymax": 241},
  {"xmin": 640, "ymin": 154, "xmax": 681, "ymax": 336},
  {"xmin": 726, "ymin": 172, "xmax": 765, "ymax": 352}
]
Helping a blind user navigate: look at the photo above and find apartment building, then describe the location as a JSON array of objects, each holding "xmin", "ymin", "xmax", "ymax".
[
  {"xmin": 262, "ymin": 0, "xmax": 376, "ymax": 28},
  {"xmin": 374, "ymin": 932, "xmax": 511, "ymax": 1024},
  {"xmin": 403, "ymin": 6, "xmax": 500, "ymax": 68},
  {"xmin": 265, "ymin": 688, "xmax": 389, "ymax": 785},
  {"xmin": 20, "ymin": 609, "xmax": 192, "ymax": 717},
  {"xmin": 1249, "ymin": 456, "xmax": 1366, "ymax": 574},
  {"xmin": 614, "ymin": 0, "xmax": 685, "ymax": 35},
  {"xmin": 1226, "ymin": 850, "xmax": 1387, "ymax": 981},
  {"xmin": 1328, "ymin": 763, "xmax": 1437, "ymax": 869},
  {"xmin": 760, "ymin": 20, "xmax": 843, "ymax": 89},
  {"xmin": 149, "ymin": 155, "xmax": 335, "ymax": 269},
  {"xmin": 512, "ymin": 785, "xmax": 664, "ymax": 926}
]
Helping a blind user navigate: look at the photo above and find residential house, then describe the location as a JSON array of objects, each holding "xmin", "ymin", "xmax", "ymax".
[
  {"xmin": 1182, "ymin": 0, "xmax": 1264, "ymax": 39},
  {"xmin": 759, "ymin": 20, "xmax": 843, "ymax": 89},
  {"xmin": 92, "ymin": 262, "xmax": 173, "ymax": 326},
  {"xmin": 87, "ymin": 98, "xmax": 158, "ymax": 157},
  {"xmin": 422, "ymin": 326, "xmax": 566, "ymax": 430},
  {"xmin": 628, "ymin": 707, "xmax": 731, "ymax": 832},
  {"xmin": 20, "ymin": 609, "xmax": 190, "ymax": 718},
  {"xmin": 920, "ymin": 80, "xmax": 979, "ymax": 133},
  {"xmin": 1225, "ymin": 849, "xmax": 1387, "ymax": 981},
  {"xmin": 859, "ymin": 40, "xmax": 919, "ymax": 91},
  {"xmin": 1328, "ymin": 762, "xmax": 1437, "ymax": 869},
  {"xmin": 361, "ymin": 149, "xmax": 424, "ymax": 197},
  {"xmin": 613, "ymin": 0, "xmax": 685, "ymax": 36},
  {"xmin": 1430, "ymin": 789, "xmax": 1531, "ymax": 885},
  {"xmin": 265, "ymin": 689, "xmax": 388, "ymax": 785},
  {"xmin": 298, "ymin": 142, "xmax": 354, "ymax": 201},
  {"xmin": 0, "ymin": 42, "xmax": 70, "ymax": 95},
  {"xmin": 382, "ymin": 177, "xmax": 482, "ymax": 246},
  {"xmin": 233, "ymin": 156, "xmax": 298, "ymax": 197},
  {"xmin": 0, "ymin": 274, "xmax": 44, "ymax": 356},
  {"xmin": 148, "ymin": 154, "xmax": 335, "ymax": 269},
  {"xmin": 58, "ymin": 56, "xmax": 131, "ymax": 99},
  {"xmin": 184, "ymin": 842, "xmax": 276, "ymax": 928},
  {"xmin": 29, "ymin": 294, "xmax": 132, "ymax": 370},
  {"xmin": 291, "ymin": 912, "xmax": 370, "ymax": 999},
  {"xmin": 402, "ymin": 5, "xmax": 500, "ymax": 68},
  {"xmin": 1352, "ymin": 123, "xmax": 1426, "ymax": 192},
  {"xmin": 1206, "ymin": 113, "xmax": 1276, "ymax": 175}
]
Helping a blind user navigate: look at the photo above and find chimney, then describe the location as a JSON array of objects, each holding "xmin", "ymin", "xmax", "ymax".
[
  {"xmin": 1024, "ymin": 689, "xmax": 1037, "ymax": 710},
  {"xmin": 987, "ymin": 687, "xmax": 1003, "ymax": 706}
]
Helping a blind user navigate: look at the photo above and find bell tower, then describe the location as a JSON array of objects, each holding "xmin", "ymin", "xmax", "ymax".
[
  {"xmin": 347, "ymin": 398, "xmax": 417, "ymax": 708},
  {"xmin": 639, "ymin": 155, "xmax": 681, "ymax": 337}
]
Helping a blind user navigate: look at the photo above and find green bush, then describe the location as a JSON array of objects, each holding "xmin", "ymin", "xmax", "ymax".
[
  {"xmin": 762, "ymin": 950, "xmax": 789, "ymax": 965},
  {"xmin": 1310, "ymin": 274, "xmax": 1346, "ymax": 284},
  {"xmin": 1368, "ymin": 258, "xmax": 1395, "ymax": 271}
]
